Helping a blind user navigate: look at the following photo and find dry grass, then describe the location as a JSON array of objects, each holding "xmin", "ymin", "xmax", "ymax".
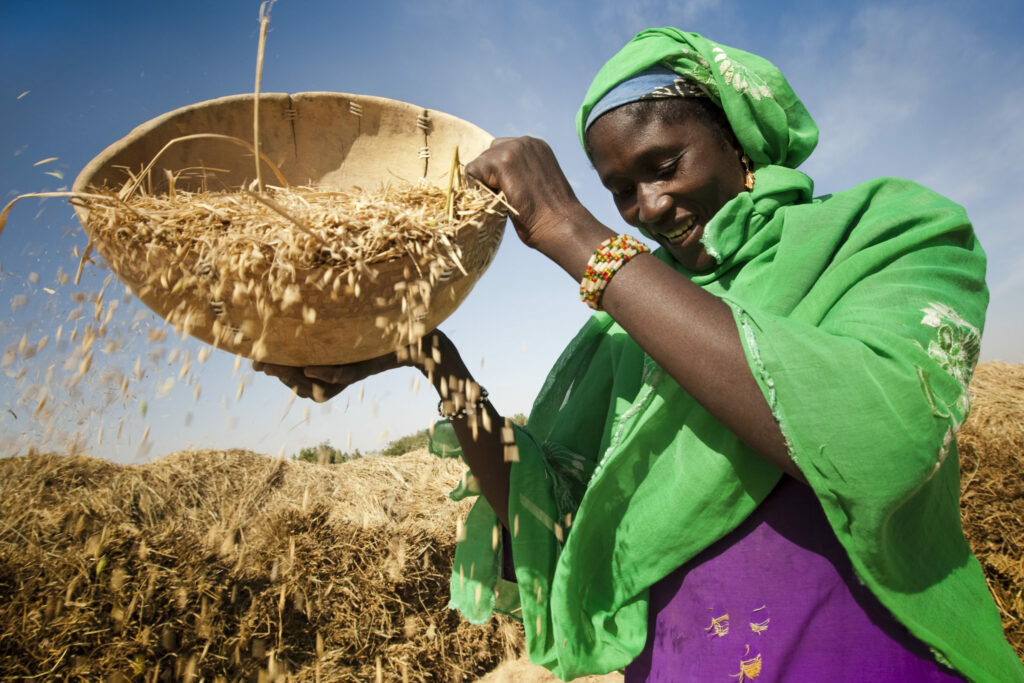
[
  {"xmin": 0, "ymin": 448, "xmax": 520, "ymax": 681},
  {"xmin": 0, "ymin": 362, "xmax": 1020, "ymax": 680},
  {"xmin": 0, "ymin": 178, "xmax": 506, "ymax": 458},
  {"xmin": 958, "ymin": 360, "xmax": 1024, "ymax": 656},
  {"xmin": 75, "ymin": 176, "xmax": 505, "ymax": 358},
  {"xmin": 79, "ymin": 180, "xmax": 498, "ymax": 296}
]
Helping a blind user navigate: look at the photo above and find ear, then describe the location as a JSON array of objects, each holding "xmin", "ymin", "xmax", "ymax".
[{"xmin": 741, "ymin": 154, "xmax": 755, "ymax": 191}]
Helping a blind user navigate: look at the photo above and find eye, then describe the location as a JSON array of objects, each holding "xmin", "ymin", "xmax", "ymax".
[
  {"xmin": 655, "ymin": 154, "xmax": 682, "ymax": 179},
  {"xmin": 606, "ymin": 183, "xmax": 635, "ymax": 202}
]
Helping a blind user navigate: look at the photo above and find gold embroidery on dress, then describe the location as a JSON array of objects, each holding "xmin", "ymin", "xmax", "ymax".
[
  {"xmin": 749, "ymin": 617, "xmax": 770, "ymax": 634},
  {"xmin": 731, "ymin": 645, "xmax": 763, "ymax": 681},
  {"xmin": 705, "ymin": 613, "xmax": 730, "ymax": 637}
]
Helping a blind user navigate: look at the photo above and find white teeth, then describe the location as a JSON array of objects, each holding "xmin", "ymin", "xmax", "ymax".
[{"xmin": 662, "ymin": 217, "xmax": 696, "ymax": 241}]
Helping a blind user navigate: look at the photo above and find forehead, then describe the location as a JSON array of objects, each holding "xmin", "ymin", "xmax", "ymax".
[{"xmin": 587, "ymin": 105, "xmax": 715, "ymax": 174}]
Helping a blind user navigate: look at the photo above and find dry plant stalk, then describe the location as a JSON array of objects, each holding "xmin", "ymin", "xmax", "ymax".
[
  {"xmin": 72, "ymin": 174, "xmax": 505, "ymax": 359},
  {"xmin": 957, "ymin": 360, "xmax": 1024, "ymax": 656},
  {"xmin": 0, "ymin": 449, "xmax": 522, "ymax": 680}
]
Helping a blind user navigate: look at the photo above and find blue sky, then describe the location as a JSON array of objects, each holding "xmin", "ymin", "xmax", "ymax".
[{"xmin": 1, "ymin": 0, "xmax": 1022, "ymax": 462}]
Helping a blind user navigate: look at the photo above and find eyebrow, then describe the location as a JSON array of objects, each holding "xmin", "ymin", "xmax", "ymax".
[{"xmin": 597, "ymin": 143, "xmax": 684, "ymax": 186}]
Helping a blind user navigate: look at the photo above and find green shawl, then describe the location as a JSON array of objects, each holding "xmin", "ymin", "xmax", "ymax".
[{"xmin": 435, "ymin": 29, "xmax": 1023, "ymax": 682}]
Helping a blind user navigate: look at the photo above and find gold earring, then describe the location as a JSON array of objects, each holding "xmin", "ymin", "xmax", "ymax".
[{"xmin": 741, "ymin": 154, "xmax": 755, "ymax": 191}]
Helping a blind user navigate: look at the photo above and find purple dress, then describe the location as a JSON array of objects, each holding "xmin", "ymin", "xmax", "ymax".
[{"xmin": 624, "ymin": 476, "xmax": 965, "ymax": 682}]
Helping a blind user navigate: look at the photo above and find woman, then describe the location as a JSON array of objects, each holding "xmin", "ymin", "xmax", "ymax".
[{"xmin": 257, "ymin": 29, "xmax": 1024, "ymax": 681}]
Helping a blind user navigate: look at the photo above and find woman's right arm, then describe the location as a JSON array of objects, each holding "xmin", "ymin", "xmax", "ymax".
[{"xmin": 254, "ymin": 330, "xmax": 513, "ymax": 528}]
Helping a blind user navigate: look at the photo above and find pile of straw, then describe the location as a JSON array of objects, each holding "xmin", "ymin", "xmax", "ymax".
[
  {"xmin": 0, "ymin": 449, "xmax": 519, "ymax": 681},
  {"xmin": 1, "ymin": 163, "xmax": 507, "ymax": 366},
  {"xmin": 0, "ymin": 362, "xmax": 1020, "ymax": 680},
  {"xmin": 958, "ymin": 360, "xmax": 1024, "ymax": 656},
  {"xmin": 79, "ymin": 179, "xmax": 499, "ymax": 299},
  {"xmin": 74, "ymin": 175, "xmax": 505, "ymax": 361}
]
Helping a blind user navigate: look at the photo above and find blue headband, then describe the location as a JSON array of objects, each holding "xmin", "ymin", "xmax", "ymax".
[{"xmin": 583, "ymin": 65, "xmax": 706, "ymax": 132}]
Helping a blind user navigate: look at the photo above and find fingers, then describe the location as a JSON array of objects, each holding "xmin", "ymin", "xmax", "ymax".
[
  {"xmin": 464, "ymin": 147, "xmax": 501, "ymax": 191},
  {"xmin": 253, "ymin": 361, "xmax": 305, "ymax": 384},
  {"xmin": 466, "ymin": 137, "xmax": 533, "ymax": 189},
  {"xmin": 253, "ymin": 360, "xmax": 340, "ymax": 403},
  {"xmin": 302, "ymin": 365, "xmax": 349, "ymax": 384},
  {"xmin": 304, "ymin": 354, "xmax": 391, "ymax": 384},
  {"xmin": 251, "ymin": 336, "xmax": 447, "ymax": 404}
]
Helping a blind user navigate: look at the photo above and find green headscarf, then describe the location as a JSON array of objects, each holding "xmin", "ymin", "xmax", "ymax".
[
  {"xmin": 435, "ymin": 29, "xmax": 1024, "ymax": 682},
  {"xmin": 576, "ymin": 28, "xmax": 818, "ymax": 169}
]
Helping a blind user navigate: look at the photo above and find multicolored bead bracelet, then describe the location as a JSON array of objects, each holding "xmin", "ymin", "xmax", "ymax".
[{"xmin": 579, "ymin": 234, "xmax": 650, "ymax": 310}]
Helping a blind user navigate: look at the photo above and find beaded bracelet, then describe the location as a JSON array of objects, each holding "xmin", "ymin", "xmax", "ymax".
[{"xmin": 579, "ymin": 234, "xmax": 650, "ymax": 310}]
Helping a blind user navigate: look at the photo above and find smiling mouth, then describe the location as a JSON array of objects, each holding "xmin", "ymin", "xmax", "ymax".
[{"xmin": 660, "ymin": 216, "xmax": 697, "ymax": 244}]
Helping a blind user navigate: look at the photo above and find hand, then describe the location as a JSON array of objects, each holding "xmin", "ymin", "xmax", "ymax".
[
  {"xmin": 465, "ymin": 137, "xmax": 592, "ymax": 251},
  {"xmin": 253, "ymin": 353, "xmax": 410, "ymax": 403},
  {"xmin": 251, "ymin": 331, "xmax": 452, "ymax": 402}
]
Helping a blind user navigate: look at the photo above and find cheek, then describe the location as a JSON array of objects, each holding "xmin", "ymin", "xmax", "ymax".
[{"xmin": 613, "ymin": 197, "xmax": 638, "ymax": 224}]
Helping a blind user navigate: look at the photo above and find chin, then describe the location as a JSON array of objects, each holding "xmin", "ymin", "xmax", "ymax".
[{"xmin": 668, "ymin": 248, "xmax": 715, "ymax": 273}]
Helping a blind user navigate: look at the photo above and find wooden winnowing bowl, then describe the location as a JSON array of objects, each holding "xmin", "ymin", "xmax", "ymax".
[{"xmin": 71, "ymin": 92, "xmax": 505, "ymax": 366}]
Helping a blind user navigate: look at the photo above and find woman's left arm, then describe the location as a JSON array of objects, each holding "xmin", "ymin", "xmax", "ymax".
[{"xmin": 468, "ymin": 137, "xmax": 798, "ymax": 480}]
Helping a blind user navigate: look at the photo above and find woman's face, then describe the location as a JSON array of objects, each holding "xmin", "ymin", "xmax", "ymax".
[{"xmin": 587, "ymin": 104, "xmax": 747, "ymax": 273}]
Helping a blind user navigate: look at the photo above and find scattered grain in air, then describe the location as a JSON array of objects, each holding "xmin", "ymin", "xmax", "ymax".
[
  {"xmin": 140, "ymin": 399, "xmax": 148, "ymax": 417},
  {"xmin": 233, "ymin": 355, "xmax": 242, "ymax": 374},
  {"xmin": 184, "ymin": 412, "xmax": 193, "ymax": 426},
  {"xmin": 43, "ymin": 170, "xmax": 63, "ymax": 180},
  {"xmin": 197, "ymin": 347, "xmax": 211, "ymax": 363},
  {"xmin": 193, "ymin": 383, "xmax": 201, "ymax": 402},
  {"xmin": 43, "ymin": 287, "xmax": 55, "ymax": 295},
  {"xmin": 226, "ymin": 416, "xmax": 238, "ymax": 430},
  {"xmin": 16, "ymin": 91, "xmax": 29, "ymax": 99},
  {"xmin": 28, "ymin": 272, "xmax": 39, "ymax": 283},
  {"xmin": 11, "ymin": 295, "xmax": 28, "ymax": 310},
  {"xmin": 157, "ymin": 378, "xmax": 174, "ymax": 398},
  {"xmin": 33, "ymin": 157, "xmax": 58, "ymax": 167},
  {"xmin": 346, "ymin": 432, "xmax": 352, "ymax": 449},
  {"xmin": 236, "ymin": 379, "xmax": 245, "ymax": 401},
  {"xmin": 358, "ymin": 385, "xmax": 364, "ymax": 403}
]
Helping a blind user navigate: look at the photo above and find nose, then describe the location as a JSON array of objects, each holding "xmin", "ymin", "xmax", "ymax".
[{"xmin": 636, "ymin": 183, "xmax": 672, "ymax": 227}]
